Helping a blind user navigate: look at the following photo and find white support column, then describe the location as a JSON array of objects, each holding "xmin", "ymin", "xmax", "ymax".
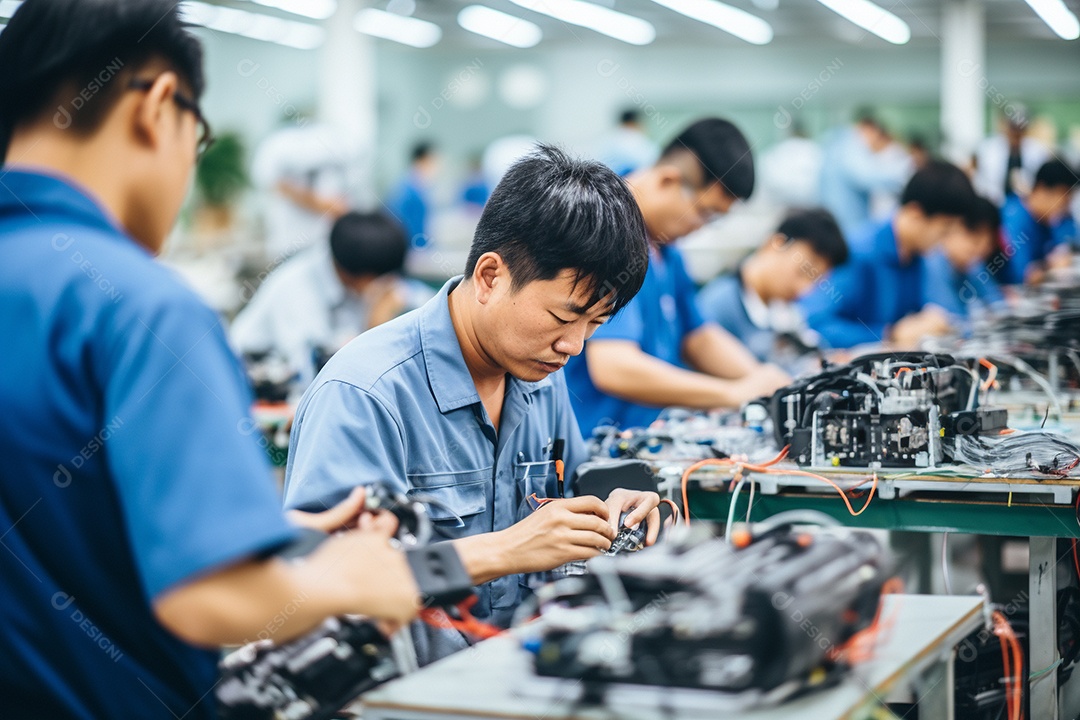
[
  {"xmin": 318, "ymin": 0, "xmax": 378, "ymax": 205},
  {"xmin": 940, "ymin": 0, "xmax": 987, "ymax": 165}
]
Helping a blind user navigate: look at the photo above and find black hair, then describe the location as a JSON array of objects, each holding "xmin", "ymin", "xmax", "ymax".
[
  {"xmin": 1034, "ymin": 159, "xmax": 1079, "ymax": 190},
  {"xmin": 899, "ymin": 160, "xmax": 976, "ymax": 218},
  {"xmin": 411, "ymin": 141, "xmax": 434, "ymax": 164},
  {"xmin": 330, "ymin": 212, "xmax": 408, "ymax": 278},
  {"xmin": 619, "ymin": 109, "xmax": 640, "ymax": 125},
  {"xmin": 0, "ymin": 0, "xmax": 205, "ymax": 160},
  {"xmin": 660, "ymin": 118, "xmax": 755, "ymax": 200},
  {"xmin": 777, "ymin": 208, "xmax": 849, "ymax": 267},
  {"xmin": 465, "ymin": 144, "xmax": 648, "ymax": 315},
  {"xmin": 964, "ymin": 196, "xmax": 1001, "ymax": 234}
]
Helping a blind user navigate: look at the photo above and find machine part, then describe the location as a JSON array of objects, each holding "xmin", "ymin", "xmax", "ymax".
[
  {"xmin": 527, "ymin": 522, "xmax": 892, "ymax": 706},
  {"xmin": 216, "ymin": 483, "xmax": 473, "ymax": 720}
]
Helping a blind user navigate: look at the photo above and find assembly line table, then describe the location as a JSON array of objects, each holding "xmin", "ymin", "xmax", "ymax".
[
  {"xmin": 674, "ymin": 464, "xmax": 1080, "ymax": 719},
  {"xmin": 360, "ymin": 595, "xmax": 983, "ymax": 720}
]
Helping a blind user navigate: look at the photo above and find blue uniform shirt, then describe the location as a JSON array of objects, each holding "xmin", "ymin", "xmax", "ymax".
[
  {"xmin": 564, "ymin": 243, "xmax": 705, "ymax": 433},
  {"xmin": 388, "ymin": 173, "xmax": 429, "ymax": 246},
  {"xmin": 0, "ymin": 170, "xmax": 297, "ymax": 719},
  {"xmin": 283, "ymin": 277, "xmax": 588, "ymax": 661},
  {"xmin": 1000, "ymin": 195, "xmax": 1074, "ymax": 285},
  {"xmin": 697, "ymin": 271, "xmax": 775, "ymax": 363},
  {"xmin": 800, "ymin": 219, "xmax": 923, "ymax": 349},
  {"xmin": 921, "ymin": 249, "xmax": 1003, "ymax": 318}
]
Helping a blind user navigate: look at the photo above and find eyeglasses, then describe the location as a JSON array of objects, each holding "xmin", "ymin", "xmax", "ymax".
[{"xmin": 128, "ymin": 78, "xmax": 215, "ymax": 160}]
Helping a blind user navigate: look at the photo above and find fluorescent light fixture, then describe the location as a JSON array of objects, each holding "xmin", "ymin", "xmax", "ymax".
[
  {"xmin": 458, "ymin": 5, "xmax": 542, "ymax": 47},
  {"xmin": 182, "ymin": 2, "xmax": 325, "ymax": 49},
  {"xmin": 0, "ymin": 0, "xmax": 22, "ymax": 19},
  {"xmin": 248, "ymin": 0, "xmax": 337, "ymax": 21},
  {"xmin": 649, "ymin": 0, "xmax": 772, "ymax": 44},
  {"xmin": 508, "ymin": 0, "xmax": 655, "ymax": 45},
  {"xmin": 354, "ymin": 7, "xmax": 441, "ymax": 47},
  {"xmin": 1024, "ymin": 0, "xmax": 1080, "ymax": 40},
  {"xmin": 816, "ymin": 0, "xmax": 911, "ymax": 44}
]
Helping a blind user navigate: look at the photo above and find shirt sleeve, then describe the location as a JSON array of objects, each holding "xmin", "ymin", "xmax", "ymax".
[
  {"xmin": 800, "ymin": 260, "xmax": 883, "ymax": 348},
  {"xmin": 668, "ymin": 248, "xmax": 706, "ymax": 336},
  {"xmin": 283, "ymin": 380, "xmax": 409, "ymax": 512},
  {"xmin": 99, "ymin": 286, "xmax": 297, "ymax": 601}
]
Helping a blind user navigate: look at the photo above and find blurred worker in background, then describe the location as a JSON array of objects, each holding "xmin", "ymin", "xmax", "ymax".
[
  {"xmin": 801, "ymin": 161, "xmax": 977, "ymax": 350},
  {"xmin": 697, "ymin": 208, "xmax": 849, "ymax": 364},
  {"xmin": 564, "ymin": 118, "xmax": 791, "ymax": 434},
  {"xmin": 974, "ymin": 107, "xmax": 1052, "ymax": 207},
  {"xmin": 232, "ymin": 211, "xmax": 433, "ymax": 390},
  {"xmin": 819, "ymin": 112, "xmax": 912, "ymax": 238},
  {"xmin": 998, "ymin": 159, "xmax": 1078, "ymax": 285},
  {"xmin": 251, "ymin": 119, "xmax": 354, "ymax": 261},
  {"xmin": 922, "ymin": 196, "xmax": 1005, "ymax": 319},
  {"xmin": 389, "ymin": 140, "xmax": 439, "ymax": 247},
  {"xmin": 596, "ymin": 108, "xmax": 660, "ymax": 177}
]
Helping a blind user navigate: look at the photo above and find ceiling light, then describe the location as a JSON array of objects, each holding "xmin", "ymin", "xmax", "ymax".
[
  {"xmin": 816, "ymin": 0, "xmax": 911, "ymax": 44},
  {"xmin": 246, "ymin": 0, "xmax": 337, "ymax": 21},
  {"xmin": 354, "ymin": 7, "xmax": 441, "ymax": 47},
  {"xmin": 0, "ymin": 0, "xmax": 22, "ymax": 19},
  {"xmin": 649, "ymin": 0, "xmax": 773, "ymax": 44},
  {"xmin": 458, "ymin": 5, "xmax": 542, "ymax": 47},
  {"xmin": 182, "ymin": 2, "xmax": 325, "ymax": 49},
  {"xmin": 508, "ymin": 0, "xmax": 655, "ymax": 45},
  {"xmin": 1024, "ymin": 0, "xmax": 1080, "ymax": 40}
]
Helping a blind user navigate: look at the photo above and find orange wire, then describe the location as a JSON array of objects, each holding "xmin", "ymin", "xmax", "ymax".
[
  {"xmin": 1071, "ymin": 537, "xmax": 1080, "ymax": 587},
  {"xmin": 993, "ymin": 610, "xmax": 1024, "ymax": 720},
  {"xmin": 679, "ymin": 446, "xmax": 789, "ymax": 524},
  {"xmin": 980, "ymin": 358, "xmax": 999, "ymax": 393},
  {"xmin": 660, "ymin": 498, "xmax": 680, "ymax": 525},
  {"xmin": 834, "ymin": 577, "xmax": 904, "ymax": 664}
]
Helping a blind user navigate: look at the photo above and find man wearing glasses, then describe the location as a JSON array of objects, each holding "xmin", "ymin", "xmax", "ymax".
[
  {"xmin": 565, "ymin": 118, "xmax": 792, "ymax": 434},
  {"xmin": 0, "ymin": 2, "xmax": 422, "ymax": 718}
]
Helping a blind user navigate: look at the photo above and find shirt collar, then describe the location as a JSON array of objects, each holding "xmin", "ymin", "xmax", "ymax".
[
  {"xmin": 0, "ymin": 168, "xmax": 125, "ymax": 238},
  {"xmin": 736, "ymin": 267, "xmax": 770, "ymax": 329},
  {"xmin": 418, "ymin": 276, "xmax": 550, "ymax": 415}
]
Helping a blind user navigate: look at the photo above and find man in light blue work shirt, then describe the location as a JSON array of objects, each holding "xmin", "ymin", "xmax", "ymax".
[
  {"xmin": 564, "ymin": 119, "xmax": 791, "ymax": 435},
  {"xmin": 284, "ymin": 145, "xmax": 662, "ymax": 663},
  {"xmin": 801, "ymin": 161, "xmax": 977, "ymax": 350}
]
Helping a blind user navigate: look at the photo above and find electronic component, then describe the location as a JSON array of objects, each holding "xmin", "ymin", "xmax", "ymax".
[
  {"xmin": 761, "ymin": 352, "xmax": 1007, "ymax": 469},
  {"xmin": 216, "ymin": 483, "xmax": 474, "ymax": 720},
  {"xmin": 526, "ymin": 515, "xmax": 892, "ymax": 706}
]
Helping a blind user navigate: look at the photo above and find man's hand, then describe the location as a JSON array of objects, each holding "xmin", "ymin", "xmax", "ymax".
[
  {"xmin": 286, "ymin": 486, "xmax": 400, "ymax": 539},
  {"xmin": 889, "ymin": 306, "xmax": 952, "ymax": 349},
  {"xmin": 299, "ymin": 529, "xmax": 420, "ymax": 625},
  {"xmin": 603, "ymin": 488, "xmax": 661, "ymax": 546},
  {"xmin": 723, "ymin": 364, "xmax": 791, "ymax": 407},
  {"xmin": 456, "ymin": 496, "xmax": 616, "ymax": 581}
]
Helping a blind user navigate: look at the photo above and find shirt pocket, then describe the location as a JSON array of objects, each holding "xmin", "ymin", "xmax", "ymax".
[
  {"xmin": 405, "ymin": 467, "xmax": 491, "ymax": 541},
  {"xmin": 512, "ymin": 459, "xmax": 557, "ymax": 523}
]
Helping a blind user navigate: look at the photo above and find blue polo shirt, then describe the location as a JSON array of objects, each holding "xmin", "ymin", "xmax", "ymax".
[
  {"xmin": 921, "ymin": 249, "xmax": 1003, "ymax": 318},
  {"xmin": 0, "ymin": 169, "xmax": 298, "ymax": 719},
  {"xmin": 697, "ymin": 270, "xmax": 775, "ymax": 363},
  {"xmin": 800, "ymin": 219, "xmax": 923, "ymax": 348},
  {"xmin": 1000, "ymin": 195, "xmax": 1074, "ymax": 285},
  {"xmin": 283, "ymin": 277, "xmax": 588, "ymax": 662},
  {"xmin": 564, "ymin": 243, "xmax": 705, "ymax": 433}
]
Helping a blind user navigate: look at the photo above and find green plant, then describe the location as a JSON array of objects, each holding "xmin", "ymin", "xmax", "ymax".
[{"xmin": 195, "ymin": 132, "xmax": 248, "ymax": 208}]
